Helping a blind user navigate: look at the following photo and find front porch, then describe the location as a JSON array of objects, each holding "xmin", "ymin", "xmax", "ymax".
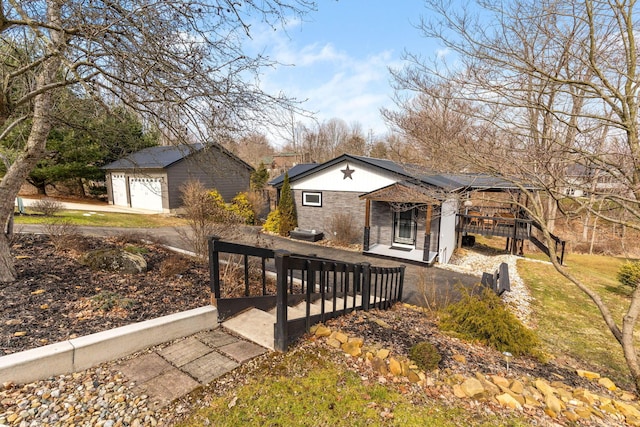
[
  {"xmin": 364, "ymin": 243, "xmax": 438, "ymax": 265},
  {"xmin": 359, "ymin": 182, "xmax": 447, "ymax": 266}
]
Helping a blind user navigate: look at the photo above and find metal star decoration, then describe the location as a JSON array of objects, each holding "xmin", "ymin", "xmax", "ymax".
[{"xmin": 341, "ymin": 164, "xmax": 355, "ymax": 180}]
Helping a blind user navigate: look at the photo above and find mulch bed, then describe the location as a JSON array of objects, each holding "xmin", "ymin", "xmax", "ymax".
[{"xmin": 1, "ymin": 233, "xmax": 211, "ymax": 355}]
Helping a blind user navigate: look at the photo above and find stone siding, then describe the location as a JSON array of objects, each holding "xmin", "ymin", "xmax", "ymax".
[
  {"xmin": 370, "ymin": 201, "xmax": 431, "ymax": 249},
  {"xmin": 370, "ymin": 201, "xmax": 393, "ymax": 246},
  {"xmin": 294, "ymin": 190, "xmax": 365, "ymax": 240}
]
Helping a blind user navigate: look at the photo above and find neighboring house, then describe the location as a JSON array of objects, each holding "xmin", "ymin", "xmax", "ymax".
[
  {"xmin": 269, "ymin": 154, "xmax": 526, "ymax": 265},
  {"xmin": 562, "ymin": 164, "xmax": 626, "ymax": 198},
  {"xmin": 103, "ymin": 143, "xmax": 254, "ymax": 213}
]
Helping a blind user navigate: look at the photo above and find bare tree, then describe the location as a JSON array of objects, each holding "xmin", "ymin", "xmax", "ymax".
[
  {"xmin": 224, "ymin": 132, "xmax": 274, "ymax": 168},
  {"xmin": 0, "ymin": 0, "xmax": 314, "ymax": 282},
  {"xmin": 392, "ymin": 0, "xmax": 640, "ymax": 391}
]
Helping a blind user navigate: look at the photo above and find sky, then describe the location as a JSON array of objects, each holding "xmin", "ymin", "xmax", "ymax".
[{"xmin": 247, "ymin": 1, "xmax": 445, "ymax": 145}]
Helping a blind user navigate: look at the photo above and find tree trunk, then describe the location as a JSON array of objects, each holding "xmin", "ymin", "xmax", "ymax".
[
  {"xmin": 545, "ymin": 196, "xmax": 557, "ymax": 233},
  {"xmin": 0, "ymin": 234, "xmax": 15, "ymax": 282},
  {"xmin": 589, "ymin": 211, "xmax": 599, "ymax": 255},
  {"xmin": 0, "ymin": 5, "xmax": 62, "ymax": 282},
  {"xmin": 622, "ymin": 285, "xmax": 640, "ymax": 393}
]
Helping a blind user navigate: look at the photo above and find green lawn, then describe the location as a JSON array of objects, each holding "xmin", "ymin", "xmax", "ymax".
[
  {"xmin": 475, "ymin": 234, "xmax": 635, "ymax": 387},
  {"xmin": 13, "ymin": 209, "xmax": 186, "ymax": 228},
  {"xmin": 518, "ymin": 253, "xmax": 635, "ymax": 388}
]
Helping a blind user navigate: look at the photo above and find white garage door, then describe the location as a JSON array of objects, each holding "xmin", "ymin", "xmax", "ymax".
[
  {"xmin": 111, "ymin": 174, "xmax": 128, "ymax": 207},
  {"xmin": 129, "ymin": 177, "xmax": 163, "ymax": 212}
]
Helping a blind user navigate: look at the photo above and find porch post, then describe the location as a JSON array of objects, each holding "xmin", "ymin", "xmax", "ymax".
[
  {"xmin": 363, "ymin": 198, "xmax": 371, "ymax": 251},
  {"xmin": 423, "ymin": 205, "xmax": 432, "ymax": 262}
]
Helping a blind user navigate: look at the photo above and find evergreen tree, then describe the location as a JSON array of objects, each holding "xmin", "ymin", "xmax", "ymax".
[
  {"xmin": 277, "ymin": 172, "xmax": 297, "ymax": 236},
  {"xmin": 250, "ymin": 162, "xmax": 269, "ymax": 191}
]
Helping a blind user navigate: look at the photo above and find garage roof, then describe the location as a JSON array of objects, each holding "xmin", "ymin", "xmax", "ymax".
[
  {"xmin": 103, "ymin": 143, "xmax": 206, "ymax": 170},
  {"xmin": 103, "ymin": 143, "xmax": 254, "ymax": 172}
]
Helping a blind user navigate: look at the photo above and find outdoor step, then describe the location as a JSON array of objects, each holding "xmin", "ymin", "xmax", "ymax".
[
  {"xmin": 223, "ymin": 296, "xmax": 391, "ymax": 351},
  {"xmin": 267, "ymin": 304, "xmax": 308, "ymax": 320},
  {"xmin": 222, "ymin": 308, "xmax": 276, "ymax": 351}
]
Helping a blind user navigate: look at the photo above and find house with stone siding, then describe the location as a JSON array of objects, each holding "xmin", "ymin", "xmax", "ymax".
[{"xmin": 270, "ymin": 154, "xmax": 526, "ymax": 265}]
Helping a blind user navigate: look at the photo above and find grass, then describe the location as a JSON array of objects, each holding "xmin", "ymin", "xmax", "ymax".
[
  {"xmin": 476, "ymin": 234, "xmax": 636, "ymax": 387},
  {"xmin": 13, "ymin": 209, "xmax": 186, "ymax": 228},
  {"xmin": 178, "ymin": 348, "xmax": 531, "ymax": 427},
  {"xmin": 468, "ymin": 236, "xmax": 640, "ymax": 389},
  {"xmin": 518, "ymin": 253, "xmax": 635, "ymax": 388}
]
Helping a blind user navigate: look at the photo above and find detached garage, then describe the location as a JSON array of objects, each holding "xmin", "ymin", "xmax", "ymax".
[{"xmin": 103, "ymin": 143, "xmax": 253, "ymax": 213}]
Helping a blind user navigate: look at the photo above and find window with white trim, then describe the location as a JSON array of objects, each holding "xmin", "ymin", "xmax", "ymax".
[{"xmin": 302, "ymin": 191, "xmax": 322, "ymax": 207}]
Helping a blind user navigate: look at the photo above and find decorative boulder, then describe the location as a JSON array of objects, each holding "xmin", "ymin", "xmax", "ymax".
[{"xmin": 79, "ymin": 248, "xmax": 147, "ymax": 274}]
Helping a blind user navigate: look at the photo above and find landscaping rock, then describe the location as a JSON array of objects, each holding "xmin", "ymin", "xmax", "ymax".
[
  {"xmin": 79, "ymin": 248, "xmax": 147, "ymax": 274},
  {"xmin": 577, "ymin": 369, "xmax": 601, "ymax": 380},
  {"xmin": 371, "ymin": 357, "xmax": 388, "ymax": 375},
  {"xmin": 333, "ymin": 332, "xmax": 348, "ymax": 344},
  {"xmin": 376, "ymin": 348, "xmax": 390, "ymax": 360},
  {"xmin": 314, "ymin": 325, "xmax": 331, "ymax": 337},
  {"xmin": 341, "ymin": 341, "xmax": 362, "ymax": 357},
  {"xmin": 599, "ymin": 377, "xmax": 617, "ymax": 391},
  {"xmin": 461, "ymin": 378, "xmax": 485, "ymax": 398},
  {"xmin": 388, "ymin": 358, "xmax": 402, "ymax": 376},
  {"xmin": 496, "ymin": 393, "xmax": 522, "ymax": 409}
]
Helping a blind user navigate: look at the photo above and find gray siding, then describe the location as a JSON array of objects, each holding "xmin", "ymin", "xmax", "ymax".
[
  {"xmin": 369, "ymin": 201, "xmax": 437, "ymax": 250},
  {"xmin": 293, "ymin": 190, "xmax": 365, "ymax": 239},
  {"xmin": 166, "ymin": 149, "xmax": 252, "ymax": 209},
  {"xmin": 370, "ymin": 201, "xmax": 392, "ymax": 246}
]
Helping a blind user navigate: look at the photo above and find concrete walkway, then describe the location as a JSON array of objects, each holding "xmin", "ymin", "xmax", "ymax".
[{"xmin": 119, "ymin": 329, "xmax": 266, "ymax": 410}]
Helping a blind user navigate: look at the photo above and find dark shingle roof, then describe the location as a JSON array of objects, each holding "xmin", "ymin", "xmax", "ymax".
[
  {"xmin": 102, "ymin": 143, "xmax": 254, "ymax": 173},
  {"xmin": 268, "ymin": 154, "xmax": 529, "ymax": 192},
  {"xmin": 103, "ymin": 143, "xmax": 205, "ymax": 170},
  {"xmin": 268, "ymin": 163, "xmax": 319, "ymax": 186}
]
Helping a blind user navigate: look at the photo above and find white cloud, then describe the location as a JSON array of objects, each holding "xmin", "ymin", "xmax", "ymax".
[
  {"xmin": 246, "ymin": 19, "xmax": 404, "ymax": 141},
  {"xmin": 436, "ymin": 47, "xmax": 452, "ymax": 59}
]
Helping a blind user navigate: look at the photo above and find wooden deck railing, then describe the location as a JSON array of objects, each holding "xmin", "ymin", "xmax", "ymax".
[
  {"xmin": 208, "ymin": 237, "xmax": 405, "ymax": 351},
  {"xmin": 457, "ymin": 213, "xmax": 566, "ymax": 264}
]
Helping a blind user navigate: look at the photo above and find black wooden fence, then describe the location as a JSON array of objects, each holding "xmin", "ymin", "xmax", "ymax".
[{"xmin": 208, "ymin": 236, "xmax": 405, "ymax": 351}]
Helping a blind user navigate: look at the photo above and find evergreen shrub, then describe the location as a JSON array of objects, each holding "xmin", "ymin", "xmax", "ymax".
[
  {"xmin": 617, "ymin": 261, "xmax": 640, "ymax": 289},
  {"xmin": 439, "ymin": 286, "xmax": 539, "ymax": 356},
  {"xmin": 409, "ymin": 341, "xmax": 442, "ymax": 371}
]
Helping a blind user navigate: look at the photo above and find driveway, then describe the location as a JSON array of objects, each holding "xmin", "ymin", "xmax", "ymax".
[{"xmin": 16, "ymin": 196, "xmax": 158, "ymax": 214}]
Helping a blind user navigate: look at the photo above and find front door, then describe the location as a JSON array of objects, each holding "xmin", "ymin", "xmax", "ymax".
[{"xmin": 393, "ymin": 209, "xmax": 416, "ymax": 246}]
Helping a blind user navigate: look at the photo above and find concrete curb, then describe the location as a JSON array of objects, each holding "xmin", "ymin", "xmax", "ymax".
[{"xmin": 0, "ymin": 305, "xmax": 218, "ymax": 385}]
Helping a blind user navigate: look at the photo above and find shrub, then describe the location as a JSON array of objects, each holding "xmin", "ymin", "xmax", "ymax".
[
  {"xmin": 41, "ymin": 219, "xmax": 82, "ymax": 252},
  {"xmin": 159, "ymin": 255, "xmax": 192, "ymax": 277},
  {"xmin": 179, "ymin": 180, "xmax": 222, "ymax": 258},
  {"xmin": 617, "ymin": 261, "xmax": 640, "ymax": 289},
  {"xmin": 262, "ymin": 209, "xmax": 280, "ymax": 233},
  {"xmin": 439, "ymin": 286, "xmax": 539, "ymax": 356},
  {"xmin": 207, "ymin": 189, "xmax": 231, "ymax": 222},
  {"xmin": 250, "ymin": 162, "xmax": 269, "ymax": 191},
  {"xmin": 277, "ymin": 172, "xmax": 297, "ymax": 236},
  {"xmin": 229, "ymin": 192, "xmax": 256, "ymax": 225},
  {"xmin": 90, "ymin": 291, "xmax": 137, "ymax": 311},
  {"xmin": 124, "ymin": 244, "xmax": 149, "ymax": 255},
  {"xmin": 409, "ymin": 341, "xmax": 442, "ymax": 371},
  {"xmin": 326, "ymin": 212, "xmax": 361, "ymax": 245},
  {"xmin": 31, "ymin": 198, "xmax": 63, "ymax": 216}
]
